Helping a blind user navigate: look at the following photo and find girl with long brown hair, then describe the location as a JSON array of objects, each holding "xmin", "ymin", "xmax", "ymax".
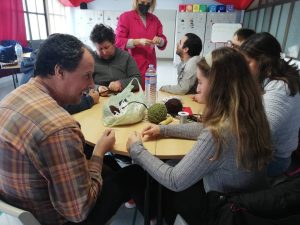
[{"xmin": 126, "ymin": 47, "xmax": 273, "ymax": 224}]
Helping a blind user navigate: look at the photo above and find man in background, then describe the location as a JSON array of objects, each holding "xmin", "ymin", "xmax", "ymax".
[
  {"xmin": 230, "ymin": 28, "xmax": 255, "ymax": 48},
  {"xmin": 160, "ymin": 33, "xmax": 202, "ymax": 95}
]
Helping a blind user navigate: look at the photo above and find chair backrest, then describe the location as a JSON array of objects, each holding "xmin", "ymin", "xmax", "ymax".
[{"xmin": 0, "ymin": 200, "xmax": 41, "ymax": 225}]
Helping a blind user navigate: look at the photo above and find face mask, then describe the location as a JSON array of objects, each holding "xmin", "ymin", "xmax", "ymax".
[{"xmin": 138, "ymin": 3, "xmax": 150, "ymax": 15}]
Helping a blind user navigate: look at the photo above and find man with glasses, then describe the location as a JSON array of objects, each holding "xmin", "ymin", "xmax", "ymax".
[{"xmin": 228, "ymin": 28, "xmax": 255, "ymax": 49}]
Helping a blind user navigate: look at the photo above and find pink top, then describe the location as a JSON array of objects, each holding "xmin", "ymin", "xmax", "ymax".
[{"xmin": 116, "ymin": 10, "xmax": 167, "ymax": 88}]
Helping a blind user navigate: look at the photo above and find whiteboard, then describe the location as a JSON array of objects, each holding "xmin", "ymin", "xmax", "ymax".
[{"xmin": 211, "ymin": 23, "xmax": 242, "ymax": 43}]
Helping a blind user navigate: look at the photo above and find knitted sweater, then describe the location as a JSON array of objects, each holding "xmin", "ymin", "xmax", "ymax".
[
  {"xmin": 263, "ymin": 79, "xmax": 300, "ymax": 159},
  {"xmin": 130, "ymin": 123, "xmax": 268, "ymax": 193}
]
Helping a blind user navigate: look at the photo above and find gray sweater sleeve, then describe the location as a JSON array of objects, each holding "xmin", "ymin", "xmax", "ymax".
[
  {"xmin": 159, "ymin": 122, "xmax": 204, "ymax": 140},
  {"xmin": 130, "ymin": 128, "xmax": 221, "ymax": 191},
  {"xmin": 160, "ymin": 56, "xmax": 199, "ymax": 95}
]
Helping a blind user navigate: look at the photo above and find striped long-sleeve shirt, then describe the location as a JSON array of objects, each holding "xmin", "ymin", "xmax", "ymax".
[{"xmin": 0, "ymin": 78, "xmax": 103, "ymax": 225}]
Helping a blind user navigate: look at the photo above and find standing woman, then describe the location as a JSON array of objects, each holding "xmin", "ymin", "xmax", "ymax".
[
  {"xmin": 115, "ymin": 0, "xmax": 167, "ymax": 88},
  {"xmin": 240, "ymin": 32, "xmax": 300, "ymax": 177}
]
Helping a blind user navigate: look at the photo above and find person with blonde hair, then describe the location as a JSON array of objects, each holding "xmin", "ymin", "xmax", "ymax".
[
  {"xmin": 115, "ymin": 0, "xmax": 167, "ymax": 88},
  {"xmin": 125, "ymin": 47, "xmax": 273, "ymax": 224},
  {"xmin": 240, "ymin": 32, "xmax": 300, "ymax": 176}
]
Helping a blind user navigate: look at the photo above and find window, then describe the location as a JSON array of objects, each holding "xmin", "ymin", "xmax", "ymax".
[
  {"xmin": 22, "ymin": 0, "xmax": 67, "ymax": 41},
  {"xmin": 22, "ymin": 0, "xmax": 48, "ymax": 40},
  {"xmin": 285, "ymin": 1, "xmax": 300, "ymax": 58},
  {"xmin": 243, "ymin": 0, "xmax": 300, "ymax": 60},
  {"xmin": 46, "ymin": 0, "xmax": 67, "ymax": 34}
]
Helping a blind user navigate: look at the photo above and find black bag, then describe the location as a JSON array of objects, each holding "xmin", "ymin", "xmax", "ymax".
[{"xmin": 208, "ymin": 175, "xmax": 300, "ymax": 225}]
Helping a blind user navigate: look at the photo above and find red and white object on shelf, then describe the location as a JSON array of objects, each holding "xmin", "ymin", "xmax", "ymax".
[{"xmin": 215, "ymin": 0, "xmax": 253, "ymax": 10}]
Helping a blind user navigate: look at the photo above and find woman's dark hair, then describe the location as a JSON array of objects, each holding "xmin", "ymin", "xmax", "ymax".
[
  {"xmin": 90, "ymin": 24, "xmax": 115, "ymax": 44},
  {"xmin": 240, "ymin": 32, "xmax": 300, "ymax": 96},
  {"xmin": 35, "ymin": 33, "xmax": 85, "ymax": 77},
  {"xmin": 183, "ymin": 33, "xmax": 202, "ymax": 57}
]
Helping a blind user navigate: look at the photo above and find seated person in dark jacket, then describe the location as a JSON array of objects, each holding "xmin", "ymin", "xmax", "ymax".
[
  {"xmin": 90, "ymin": 23, "xmax": 141, "ymax": 96},
  {"xmin": 66, "ymin": 24, "xmax": 142, "ymax": 113}
]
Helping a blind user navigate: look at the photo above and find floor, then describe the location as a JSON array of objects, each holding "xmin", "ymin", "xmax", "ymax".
[{"xmin": 0, "ymin": 59, "xmax": 176, "ymax": 225}]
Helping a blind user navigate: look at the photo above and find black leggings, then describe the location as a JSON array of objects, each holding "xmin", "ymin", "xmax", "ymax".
[{"xmin": 125, "ymin": 165, "xmax": 208, "ymax": 225}]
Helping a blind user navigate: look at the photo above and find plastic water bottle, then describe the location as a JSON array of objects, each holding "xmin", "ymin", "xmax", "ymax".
[
  {"xmin": 145, "ymin": 64, "xmax": 157, "ymax": 106},
  {"xmin": 15, "ymin": 43, "xmax": 23, "ymax": 65}
]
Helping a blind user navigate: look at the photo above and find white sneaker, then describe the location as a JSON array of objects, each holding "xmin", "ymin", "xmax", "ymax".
[
  {"xmin": 150, "ymin": 218, "xmax": 157, "ymax": 225},
  {"xmin": 125, "ymin": 199, "xmax": 136, "ymax": 208}
]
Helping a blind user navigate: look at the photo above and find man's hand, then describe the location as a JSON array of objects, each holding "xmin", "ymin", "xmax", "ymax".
[{"xmin": 93, "ymin": 129, "xmax": 116, "ymax": 158}]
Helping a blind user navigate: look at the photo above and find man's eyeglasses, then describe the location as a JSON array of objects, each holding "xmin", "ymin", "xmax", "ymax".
[{"xmin": 226, "ymin": 40, "xmax": 240, "ymax": 49}]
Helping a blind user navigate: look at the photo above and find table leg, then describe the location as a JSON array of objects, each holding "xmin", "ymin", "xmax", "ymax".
[
  {"xmin": 157, "ymin": 183, "xmax": 163, "ymax": 225},
  {"xmin": 144, "ymin": 173, "xmax": 150, "ymax": 225},
  {"xmin": 12, "ymin": 74, "xmax": 18, "ymax": 88}
]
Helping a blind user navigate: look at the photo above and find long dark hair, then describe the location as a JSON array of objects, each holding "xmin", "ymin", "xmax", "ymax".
[
  {"xmin": 202, "ymin": 47, "xmax": 272, "ymax": 170},
  {"xmin": 240, "ymin": 32, "xmax": 300, "ymax": 96}
]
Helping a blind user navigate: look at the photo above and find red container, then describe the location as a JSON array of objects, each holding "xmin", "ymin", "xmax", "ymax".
[{"xmin": 179, "ymin": 4, "xmax": 186, "ymax": 12}]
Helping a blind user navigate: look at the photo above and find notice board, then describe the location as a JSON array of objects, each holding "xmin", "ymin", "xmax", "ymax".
[{"xmin": 211, "ymin": 23, "xmax": 242, "ymax": 42}]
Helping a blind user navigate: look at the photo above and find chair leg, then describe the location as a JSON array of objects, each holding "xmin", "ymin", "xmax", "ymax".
[{"xmin": 132, "ymin": 207, "xmax": 138, "ymax": 225}]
